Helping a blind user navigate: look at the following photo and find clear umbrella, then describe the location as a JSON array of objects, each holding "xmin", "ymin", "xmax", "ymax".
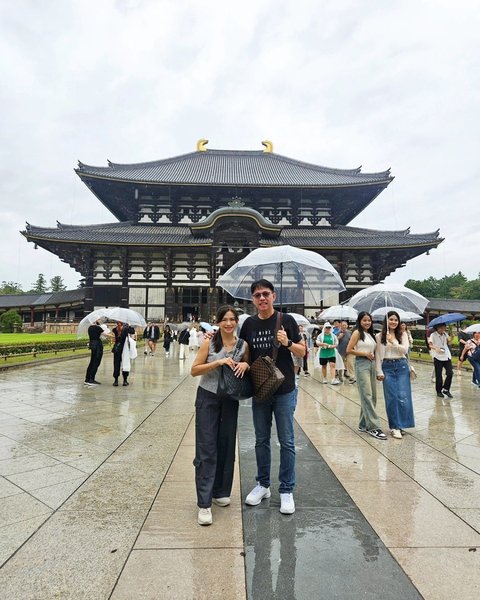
[
  {"xmin": 104, "ymin": 307, "xmax": 146, "ymax": 328},
  {"xmin": 76, "ymin": 309, "xmax": 110, "ymax": 337},
  {"xmin": 288, "ymin": 313, "xmax": 311, "ymax": 326},
  {"xmin": 371, "ymin": 306, "xmax": 422, "ymax": 323},
  {"xmin": 347, "ymin": 283, "xmax": 428, "ymax": 314},
  {"xmin": 216, "ymin": 245, "xmax": 345, "ymax": 307},
  {"xmin": 319, "ymin": 305, "xmax": 358, "ymax": 322},
  {"xmin": 465, "ymin": 323, "xmax": 480, "ymax": 333}
]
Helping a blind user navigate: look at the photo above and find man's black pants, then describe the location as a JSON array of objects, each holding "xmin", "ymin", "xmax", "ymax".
[{"xmin": 85, "ymin": 341, "xmax": 103, "ymax": 382}]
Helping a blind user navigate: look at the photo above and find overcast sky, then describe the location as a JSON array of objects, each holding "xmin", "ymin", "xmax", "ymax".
[{"xmin": 1, "ymin": 0, "xmax": 479, "ymax": 292}]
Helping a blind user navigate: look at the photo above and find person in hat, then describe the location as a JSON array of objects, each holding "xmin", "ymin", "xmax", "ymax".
[{"xmin": 315, "ymin": 322, "xmax": 341, "ymax": 385}]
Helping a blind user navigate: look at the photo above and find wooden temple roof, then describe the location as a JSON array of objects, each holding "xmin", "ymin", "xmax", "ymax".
[
  {"xmin": 76, "ymin": 149, "xmax": 393, "ymax": 188},
  {"xmin": 23, "ymin": 221, "xmax": 442, "ymax": 250}
]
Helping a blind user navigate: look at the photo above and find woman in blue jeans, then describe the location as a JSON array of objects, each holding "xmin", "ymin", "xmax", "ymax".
[
  {"xmin": 347, "ymin": 312, "xmax": 387, "ymax": 440},
  {"xmin": 375, "ymin": 311, "xmax": 415, "ymax": 439}
]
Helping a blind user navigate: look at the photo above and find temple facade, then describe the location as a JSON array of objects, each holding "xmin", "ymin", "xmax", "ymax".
[{"xmin": 23, "ymin": 141, "xmax": 442, "ymax": 320}]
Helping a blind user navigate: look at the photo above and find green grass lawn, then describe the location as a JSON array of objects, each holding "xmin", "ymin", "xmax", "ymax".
[{"xmin": 0, "ymin": 333, "xmax": 85, "ymax": 345}]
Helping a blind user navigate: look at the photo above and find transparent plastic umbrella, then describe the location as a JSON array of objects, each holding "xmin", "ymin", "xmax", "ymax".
[
  {"xmin": 371, "ymin": 306, "xmax": 422, "ymax": 323},
  {"xmin": 216, "ymin": 245, "xmax": 345, "ymax": 307},
  {"xmin": 319, "ymin": 305, "xmax": 358, "ymax": 322},
  {"xmin": 76, "ymin": 309, "xmax": 110, "ymax": 337},
  {"xmin": 288, "ymin": 313, "xmax": 310, "ymax": 326},
  {"xmin": 347, "ymin": 283, "xmax": 428, "ymax": 314}
]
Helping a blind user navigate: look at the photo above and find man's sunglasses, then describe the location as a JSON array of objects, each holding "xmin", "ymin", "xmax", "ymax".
[{"xmin": 252, "ymin": 291, "xmax": 272, "ymax": 299}]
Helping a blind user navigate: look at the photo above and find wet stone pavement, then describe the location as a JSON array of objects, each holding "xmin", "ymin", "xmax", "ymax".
[{"xmin": 0, "ymin": 348, "xmax": 479, "ymax": 599}]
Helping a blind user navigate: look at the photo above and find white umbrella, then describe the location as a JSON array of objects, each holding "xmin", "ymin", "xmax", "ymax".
[
  {"xmin": 347, "ymin": 283, "xmax": 428, "ymax": 314},
  {"xmin": 288, "ymin": 313, "xmax": 310, "ymax": 326},
  {"xmin": 371, "ymin": 306, "xmax": 422, "ymax": 323},
  {"xmin": 465, "ymin": 323, "xmax": 480, "ymax": 333},
  {"xmin": 319, "ymin": 305, "xmax": 358, "ymax": 322},
  {"xmin": 76, "ymin": 309, "xmax": 110, "ymax": 337},
  {"xmin": 104, "ymin": 307, "xmax": 146, "ymax": 328},
  {"xmin": 216, "ymin": 245, "xmax": 345, "ymax": 307}
]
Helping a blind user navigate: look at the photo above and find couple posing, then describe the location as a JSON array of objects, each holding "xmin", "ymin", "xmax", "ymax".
[{"xmin": 191, "ymin": 279, "xmax": 305, "ymax": 526}]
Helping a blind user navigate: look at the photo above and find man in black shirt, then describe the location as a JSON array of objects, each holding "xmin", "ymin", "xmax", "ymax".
[
  {"xmin": 240, "ymin": 279, "xmax": 304, "ymax": 515},
  {"xmin": 85, "ymin": 319, "xmax": 106, "ymax": 386}
]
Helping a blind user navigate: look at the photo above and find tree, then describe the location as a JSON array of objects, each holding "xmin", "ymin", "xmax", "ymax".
[
  {"xmin": 50, "ymin": 276, "xmax": 66, "ymax": 292},
  {"xmin": 406, "ymin": 272, "xmax": 469, "ymax": 299},
  {"xmin": 0, "ymin": 281, "xmax": 23, "ymax": 295},
  {"xmin": 29, "ymin": 273, "xmax": 48, "ymax": 294},
  {"xmin": 0, "ymin": 309, "xmax": 22, "ymax": 332}
]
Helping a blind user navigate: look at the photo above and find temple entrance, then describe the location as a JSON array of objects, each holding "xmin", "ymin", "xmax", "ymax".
[{"xmin": 182, "ymin": 305, "xmax": 197, "ymax": 322}]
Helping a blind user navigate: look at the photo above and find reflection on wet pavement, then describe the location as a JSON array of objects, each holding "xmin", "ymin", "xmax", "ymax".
[{"xmin": 0, "ymin": 354, "xmax": 479, "ymax": 598}]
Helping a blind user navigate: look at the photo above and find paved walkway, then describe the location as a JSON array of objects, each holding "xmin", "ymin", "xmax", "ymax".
[{"xmin": 0, "ymin": 348, "xmax": 479, "ymax": 599}]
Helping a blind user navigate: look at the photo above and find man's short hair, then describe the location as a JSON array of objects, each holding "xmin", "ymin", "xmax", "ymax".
[{"xmin": 250, "ymin": 279, "xmax": 275, "ymax": 294}]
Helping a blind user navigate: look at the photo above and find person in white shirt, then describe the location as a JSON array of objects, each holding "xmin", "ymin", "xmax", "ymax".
[
  {"xmin": 376, "ymin": 311, "xmax": 414, "ymax": 439},
  {"xmin": 428, "ymin": 324, "xmax": 453, "ymax": 398}
]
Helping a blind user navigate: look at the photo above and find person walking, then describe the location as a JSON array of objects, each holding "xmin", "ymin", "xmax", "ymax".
[
  {"xmin": 191, "ymin": 305, "xmax": 250, "ymax": 526},
  {"xmin": 428, "ymin": 324, "xmax": 453, "ymax": 398},
  {"xmin": 337, "ymin": 321, "xmax": 355, "ymax": 383},
  {"xmin": 112, "ymin": 322, "xmax": 136, "ymax": 386},
  {"xmin": 315, "ymin": 322, "xmax": 341, "ymax": 385},
  {"xmin": 163, "ymin": 324, "xmax": 173, "ymax": 356},
  {"xmin": 298, "ymin": 325, "xmax": 310, "ymax": 376},
  {"xmin": 240, "ymin": 279, "xmax": 304, "ymax": 515},
  {"xmin": 375, "ymin": 311, "xmax": 415, "ymax": 439},
  {"xmin": 178, "ymin": 326, "xmax": 190, "ymax": 359},
  {"xmin": 84, "ymin": 319, "xmax": 109, "ymax": 386},
  {"xmin": 143, "ymin": 321, "xmax": 160, "ymax": 356},
  {"xmin": 346, "ymin": 312, "xmax": 387, "ymax": 440},
  {"xmin": 461, "ymin": 331, "xmax": 480, "ymax": 387}
]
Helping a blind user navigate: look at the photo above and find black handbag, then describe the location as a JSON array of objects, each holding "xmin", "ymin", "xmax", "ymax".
[{"xmin": 217, "ymin": 339, "xmax": 253, "ymax": 401}]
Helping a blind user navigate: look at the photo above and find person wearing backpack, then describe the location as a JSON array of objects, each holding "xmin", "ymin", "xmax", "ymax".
[{"xmin": 178, "ymin": 327, "xmax": 190, "ymax": 359}]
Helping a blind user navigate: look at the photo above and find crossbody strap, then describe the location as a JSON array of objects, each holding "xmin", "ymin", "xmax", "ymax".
[{"xmin": 272, "ymin": 311, "xmax": 283, "ymax": 363}]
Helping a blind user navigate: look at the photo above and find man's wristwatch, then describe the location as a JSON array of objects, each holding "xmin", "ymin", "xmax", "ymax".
[{"xmin": 286, "ymin": 339, "xmax": 293, "ymax": 348}]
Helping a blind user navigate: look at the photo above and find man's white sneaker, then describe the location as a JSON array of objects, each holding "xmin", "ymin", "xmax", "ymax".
[
  {"xmin": 212, "ymin": 497, "xmax": 231, "ymax": 507},
  {"xmin": 330, "ymin": 378, "xmax": 341, "ymax": 385},
  {"xmin": 245, "ymin": 484, "xmax": 271, "ymax": 506},
  {"xmin": 391, "ymin": 428, "xmax": 402, "ymax": 439},
  {"xmin": 197, "ymin": 507, "xmax": 212, "ymax": 525},
  {"xmin": 322, "ymin": 379, "xmax": 328, "ymax": 384},
  {"xmin": 279, "ymin": 493, "xmax": 295, "ymax": 514}
]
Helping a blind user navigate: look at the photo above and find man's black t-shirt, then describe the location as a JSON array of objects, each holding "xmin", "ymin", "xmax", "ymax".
[
  {"xmin": 240, "ymin": 311, "xmax": 301, "ymax": 395},
  {"xmin": 88, "ymin": 324, "xmax": 104, "ymax": 342}
]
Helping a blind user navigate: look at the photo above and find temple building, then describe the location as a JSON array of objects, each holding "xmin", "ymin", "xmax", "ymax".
[{"xmin": 23, "ymin": 140, "xmax": 442, "ymax": 321}]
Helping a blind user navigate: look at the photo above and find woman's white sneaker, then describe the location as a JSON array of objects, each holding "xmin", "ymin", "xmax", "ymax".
[
  {"xmin": 280, "ymin": 493, "xmax": 295, "ymax": 514},
  {"xmin": 245, "ymin": 484, "xmax": 271, "ymax": 505},
  {"xmin": 197, "ymin": 507, "xmax": 212, "ymax": 525}
]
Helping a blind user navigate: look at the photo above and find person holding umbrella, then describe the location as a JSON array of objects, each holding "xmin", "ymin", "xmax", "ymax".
[
  {"xmin": 112, "ymin": 321, "xmax": 136, "ymax": 386},
  {"xmin": 428, "ymin": 324, "xmax": 453, "ymax": 398},
  {"xmin": 346, "ymin": 312, "xmax": 387, "ymax": 440},
  {"xmin": 84, "ymin": 319, "xmax": 111, "ymax": 386},
  {"xmin": 375, "ymin": 311, "xmax": 415, "ymax": 439},
  {"xmin": 240, "ymin": 279, "xmax": 304, "ymax": 515}
]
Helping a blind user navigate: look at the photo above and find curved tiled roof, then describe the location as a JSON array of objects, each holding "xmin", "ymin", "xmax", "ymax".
[
  {"xmin": 23, "ymin": 222, "xmax": 441, "ymax": 249},
  {"xmin": 0, "ymin": 289, "xmax": 86, "ymax": 309},
  {"xmin": 76, "ymin": 149, "xmax": 392, "ymax": 187}
]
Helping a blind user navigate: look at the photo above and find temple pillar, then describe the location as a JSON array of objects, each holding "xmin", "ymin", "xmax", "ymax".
[
  {"xmin": 165, "ymin": 287, "xmax": 176, "ymax": 321},
  {"xmin": 207, "ymin": 288, "xmax": 219, "ymax": 322}
]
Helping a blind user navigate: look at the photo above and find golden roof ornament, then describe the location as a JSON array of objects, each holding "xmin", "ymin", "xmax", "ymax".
[
  {"xmin": 262, "ymin": 140, "xmax": 273, "ymax": 153},
  {"xmin": 196, "ymin": 138, "xmax": 208, "ymax": 152}
]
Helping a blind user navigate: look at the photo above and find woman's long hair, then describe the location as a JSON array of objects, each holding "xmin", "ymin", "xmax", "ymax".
[
  {"xmin": 213, "ymin": 305, "xmax": 239, "ymax": 353},
  {"xmin": 380, "ymin": 311, "xmax": 402, "ymax": 345},
  {"xmin": 354, "ymin": 311, "xmax": 374, "ymax": 341}
]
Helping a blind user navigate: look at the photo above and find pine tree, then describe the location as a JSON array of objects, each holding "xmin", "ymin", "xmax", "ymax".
[
  {"xmin": 30, "ymin": 273, "xmax": 48, "ymax": 294},
  {"xmin": 50, "ymin": 276, "xmax": 66, "ymax": 292}
]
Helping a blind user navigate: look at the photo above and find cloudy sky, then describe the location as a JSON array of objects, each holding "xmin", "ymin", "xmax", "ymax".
[{"xmin": 1, "ymin": 0, "xmax": 479, "ymax": 291}]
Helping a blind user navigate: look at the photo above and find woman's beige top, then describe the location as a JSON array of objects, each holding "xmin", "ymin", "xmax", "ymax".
[
  {"xmin": 354, "ymin": 333, "xmax": 376, "ymax": 355},
  {"xmin": 375, "ymin": 331, "xmax": 409, "ymax": 376}
]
